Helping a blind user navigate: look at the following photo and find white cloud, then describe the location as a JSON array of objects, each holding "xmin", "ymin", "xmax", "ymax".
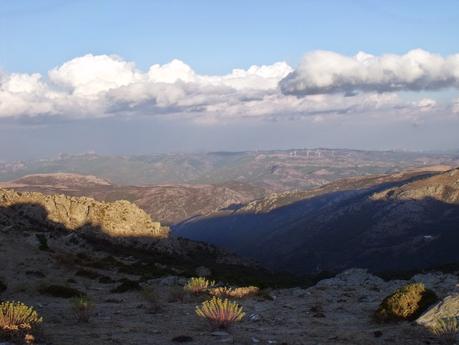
[
  {"xmin": 49, "ymin": 54, "xmax": 142, "ymax": 97},
  {"xmin": 0, "ymin": 51, "xmax": 457, "ymax": 123},
  {"xmin": 280, "ymin": 49, "xmax": 459, "ymax": 96}
]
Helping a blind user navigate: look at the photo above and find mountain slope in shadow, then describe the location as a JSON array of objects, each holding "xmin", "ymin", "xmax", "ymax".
[{"xmin": 173, "ymin": 168, "xmax": 459, "ymax": 275}]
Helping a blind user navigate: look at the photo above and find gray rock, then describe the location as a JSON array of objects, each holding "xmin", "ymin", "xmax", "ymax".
[
  {"xmin": 195, "ymin": 266, "xmax": 211, "ymax": 277},
  {"xmin": 416, "ymin": 294, "xmax": 459, "ymax": 328}
]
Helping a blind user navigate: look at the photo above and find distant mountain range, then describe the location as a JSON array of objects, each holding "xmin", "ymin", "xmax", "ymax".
[
  {"xmin": 1, "ymin": 149, "xmax": 458, "ymax": 192},
  {"xmin": 174, "ymin": 167, "xmax": 459, "ymax": 275}
]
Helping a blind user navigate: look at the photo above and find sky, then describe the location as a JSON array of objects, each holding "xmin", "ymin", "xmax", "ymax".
[{"xmin": 0, "ymin": 0, "xmax": 459, "ymax": 160}]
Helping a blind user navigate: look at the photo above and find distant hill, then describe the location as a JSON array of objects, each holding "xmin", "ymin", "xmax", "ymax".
[
  {"xmin": 1, "ymin": 149, "xmax": 457, "ymax": 192},
  {"xmin": 174, "ymin": 167, "xmax": 459, "ymax": 275},
  {"xmin": 0, "ymin": 173, "xmax": 265, "ymax": 225}
]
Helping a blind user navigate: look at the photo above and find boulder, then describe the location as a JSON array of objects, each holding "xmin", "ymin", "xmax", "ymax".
[{"xmin": 416, "ymin": 294, "xmax": 459, "ymax": 328}]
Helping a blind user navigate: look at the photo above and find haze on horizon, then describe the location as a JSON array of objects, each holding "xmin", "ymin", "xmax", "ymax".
[{"xmin": 1, "ymin": 0, "xmax": 459, "ymax": 160}]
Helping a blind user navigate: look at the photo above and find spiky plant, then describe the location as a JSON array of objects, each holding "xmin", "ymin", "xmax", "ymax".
[
  {"xmin": 429, "ymin": 317, "xmax": 459, "ymax": 343},
  {"xmin": 208, "ymin": 287, "xmax": 232, "ymax": 298},
  {"xmin": 0, "ymin": 301, "xmax": 42, "ymax": 336},
  {"xmin": 184, "ymin": 277, "xmax": 215, "ymax": 295},
  {"xmin": 209, "ymin": 286, "xmax": 260, "ymax": 299},
  {"xmin": 71, "ymin": 296, "xmax": 94, "ymax": 322},
  {"xmin": 195, "ymin": 297, "xmax": 245, "ymax": 329}
]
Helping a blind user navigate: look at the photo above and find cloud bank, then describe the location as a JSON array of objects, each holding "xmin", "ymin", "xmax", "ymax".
[
  {"xmin": 0, "ymin": 50, "xmax": 458, "ymax": 124},
  {"xmin": 280, "ymin": 49, "xmax": 459, "ymax": 96}
]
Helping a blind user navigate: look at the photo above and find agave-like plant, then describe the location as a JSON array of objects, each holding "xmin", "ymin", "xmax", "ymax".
[
  {"xmin": 209, "ymin": 286, "xmax": 260, "ymax": 299},
  {"xmin": 429, "ymin": 317, "xmax": 459, "ymax": 343},
  {"xmin": 184, "ymin": 277, "xmax": 215, "ymax": 295},
  {"xmin": 0, "ymin": 301, "xmax": 43, "ymax": 334},
  {"xmin": 195, "ymin": 296, "xmax": 245, "ymax": 329}
]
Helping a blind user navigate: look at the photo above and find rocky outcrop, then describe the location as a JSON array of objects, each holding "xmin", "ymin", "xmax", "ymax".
[
  {"xmin": 0, "ymin": 188, "xmax": 169, "ymax": 238},
  {"xmin": 416, "ymin": 294, "xmax": 459, "ymax": 328}
]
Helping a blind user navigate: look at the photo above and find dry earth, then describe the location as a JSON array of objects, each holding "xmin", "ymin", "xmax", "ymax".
[{"xmin": 1, "ymin": 223, "xmax": 458, "ymax": 345}]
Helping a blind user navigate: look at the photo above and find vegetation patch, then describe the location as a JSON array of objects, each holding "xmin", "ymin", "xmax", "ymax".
[
  {"xmin": 184, "ymin": 277, "xmax": 215, "ymax": 295},
  {"xmin": 38, "ymin": 285, "xmax": 86, "ymax": 299},
  {"xmin": 0, "ymin": 301, "xmax": 42, "ymax": 343},
  {"xmin": 374, "ymin": 283, "xmax": 438, "ymax": 322},
  {"xmin": 71, "ymin": 296, "xmax": 94, "ymax": 323},
  {"xmin": 209, "ymin": 286, "xmax": 260, "ymax": 299},
  {"xmin": 195, "ymin": 296, "xmax": 245, "ymax": 329}
]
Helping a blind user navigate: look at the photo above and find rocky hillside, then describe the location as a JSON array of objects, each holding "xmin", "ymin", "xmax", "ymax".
[
  {"xmin": 0, "ymin": 173, "xmax": 265, "ymax": 225},
  {"xmin": 174, "ymin": 167, "xmax": 459, "ymax": 275},
  {"xmin": 0, "ymin": 187, "xmax": 296, "ymax": 287}
]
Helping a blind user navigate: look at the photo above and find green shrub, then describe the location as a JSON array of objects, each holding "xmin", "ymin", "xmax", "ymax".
[
  {"xmin": 38, "ymin": 285, "xmax": 85, "ymax": 299},
  {"xmin": 71, "ymin": 296, "xmax": 94, "ymax": 323},
  {"xmin": 184, "ymin": 277, "xmax": 215, "ymax": 295},
  {"xmin": 374, "ymin": 282, "xmax": 437, "ymax": 322},
  {"xmin": 0, "ymin": 301, "xmax": 42, "ymax": 341}
]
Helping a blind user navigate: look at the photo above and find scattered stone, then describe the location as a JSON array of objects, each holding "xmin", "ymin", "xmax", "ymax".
[
  {"xmin": 211, "ymin": 331, "xmax": 231, "ymax": 337},
  {"xmin": 195, "ymin": 266, "xmax": 211, "ymax": 277},
  {"xmin": 374, "ymin": 331, "xmax": 383, "ymax": 338},
  {"xmin": 171, "ymin": 335, "xmax": 193, "ymax": 342},
  {"xmin": 248, "ymin": 313, "xmax": 261, "ymax": 321},
  {"xmin": 251, "ymin": 337, "xmax": 260, "ymax": 343}
]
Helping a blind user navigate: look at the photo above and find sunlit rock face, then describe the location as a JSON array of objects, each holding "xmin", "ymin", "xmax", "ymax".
[{"xmin": 0, "ymin": 188, "xmax": 169, "ymax": 239}]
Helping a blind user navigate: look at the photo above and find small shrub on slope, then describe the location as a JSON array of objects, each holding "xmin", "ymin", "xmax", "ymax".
[
  {"xmin": 0, "ymin": 301, "xmax": 42, "ymax": 342},
  {"xmin": 184, "ymin": 277, "xmax": 215, "ymax": 295},
  {"xmin": 71, "ymin": 296, "xmax": 94, "ymax": 322},
  {"xmin": 195, "ymin": 297, "xmax": 245, "ymax": 329},
  {"xmin": 375, "ymin": 282, "xmax": 438, "ymax": 322}
]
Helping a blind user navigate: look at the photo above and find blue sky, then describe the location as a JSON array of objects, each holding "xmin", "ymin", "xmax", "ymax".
[
  {"xmin": 0, "ymin": 0, "xmax": 458, "ymax": 159},
  {"xmin": 2, "ymin": 0, "xmax": 458, "ymax": 74}
]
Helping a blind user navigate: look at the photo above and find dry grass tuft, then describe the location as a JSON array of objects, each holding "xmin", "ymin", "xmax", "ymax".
[
  {"xmin": 195, "ymin": 296, "xmax": 245, "ymax": 329},
  {"xmin": 184, "ymin": 277, "xmax": 215, "ymax": 295},
  {"xmin": 0, "ymin": 301, "xmax": 42, "ymax": 342},
  {"xmin": 429, "ymin": 317, "xmax": 459, "ymax": 344},
  {"xmin": 209, "ymin": 286, "xmax": 260, "ymax": 299}
]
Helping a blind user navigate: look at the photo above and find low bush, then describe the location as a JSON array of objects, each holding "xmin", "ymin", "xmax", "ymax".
[
  {"xmin": 184, "ymin": 277, "xmax": 215, "ymax": 295},
  {"xmin": 0, "ymin": 301, "xmax": 42, "ymax": 342},
  {"xmin": 71, "ymin": 296, "xmax": 94, "ymax": 323},
  {"xmin": 195, "ymin": 296, "xmax": 245, "ymax": 329},
  {"xmin": 374, "ymin": 282, "xmax": 437, "ymax": 322}
]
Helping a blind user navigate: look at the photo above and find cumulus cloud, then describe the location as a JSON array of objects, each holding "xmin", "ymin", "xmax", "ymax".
[
  {"xmin": 0, "ymin": 51, "xmax": 457, "ymax": 123},
  {"xmin": 280, "ymin": 49, "xmax": 459, "ymax": 96}
]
